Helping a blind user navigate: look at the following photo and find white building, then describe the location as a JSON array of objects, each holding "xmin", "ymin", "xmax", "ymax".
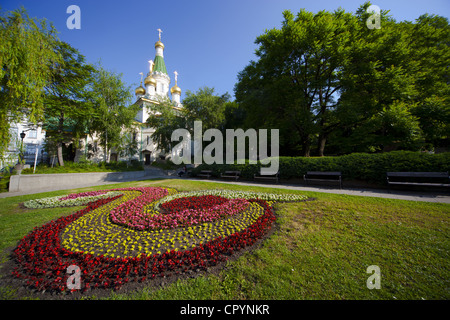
[{"xmin": 2, "ymin": 122, "xmax": 47, "ymax": 170}]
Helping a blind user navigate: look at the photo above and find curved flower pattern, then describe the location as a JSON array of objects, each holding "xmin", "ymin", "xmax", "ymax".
[
  {"xmin": 11, "ymin": 187, "xmax": 307, "ymax": 294},
  {"xmin": 23, "ymin": 191, "xmax": 124, "ymax": 209},
  {"xmin": 154, "ymin": 189, "xmax": 307, "ymax": 208}
]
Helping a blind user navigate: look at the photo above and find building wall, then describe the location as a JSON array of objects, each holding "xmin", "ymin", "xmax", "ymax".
[{"xmin": 2, "ymin": 121, "xmax": 47, "ymax": 169}]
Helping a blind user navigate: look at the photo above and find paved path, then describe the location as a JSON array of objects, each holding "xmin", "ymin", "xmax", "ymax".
[
  {"xmin": 188, "ymin": 179, "xmax": 450, "ymax": 204},
  {"xmin": 1, "ymin": 172, "xmax": 449, "ymax": 203}
]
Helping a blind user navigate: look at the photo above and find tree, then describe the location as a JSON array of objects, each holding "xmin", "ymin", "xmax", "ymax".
[
  {"xmin": 409, "ymin": 14, "xmax": 450, "ymax": 150},
  {"xmin": 236, "ymin": 8, "xmax": 362, "ymax": 156},
  {"xmin": 146, "ymin": 87, "xmax": 230, "ymax": 156},
  {"xmin": 116, "ymin": 127, "xmax": 139, "ymax": 164},
  {"xmin": 182, "ymin": 87, "xmax": 230, "ymax": 133},
  {"xmin": 43, "ymin": 41, "xmax": 95, "ymax": 166},
  {"xmin": 235, "ymin": 2, "xmax": 449, "ymax": 156},
  {"xmin": 223, "ymin": 101, "xmax": 246, "ymax": 130},
  {"xmin": 146, "ymin": 96, "xmax": 185, "ymax": 154},
  {"xmin": 334, "ymin": 4, "xmax": 448, "ymax": 153},
  {"xmin": 88, "ymin": 65, "xmax": 138, "ymax": 162},
  {"xmin": 0, "ymin": 7, "xmax": 61, "ymax": 162}
]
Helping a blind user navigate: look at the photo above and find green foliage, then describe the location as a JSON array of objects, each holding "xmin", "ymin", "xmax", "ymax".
[
  {"xmin": 146, "ymin": 87, "xmax": 231, "ymax": 155},
  {"xmin": 192, "ymin": 151, "xmax": 450, "ymax": 185},
  {"xmin": 0, "ymin": 173, "xmax": 11, "ymax": 193},
  {"xmin": 236, "ymin": 7, "xmax": 363, "ymax": 156},
  {"xmin": 182, "ymin": 87, "xmax": 231, "ymax": 132},
  {"xmin": 146, "ymin": 97, "xmax": 186, "ymax": 153},
  {"xmin": 0, "ymin": 7, "xmax": 61, "ymax": 161},
  {"xmin": 88, "ymin": 64, "xmax": 138, "ymax": 161},
  {"xmin": 43, "ymin": 41, "xmax": 96, "ymax": 166},
  {"xmin": 235, "ymin": 2, "xmax": 450, "ymax": 156},
  {"xmin": 149, "ymin": 160, "xmax": 179, "ymax": 170},
  {"xmin": 116, "ymin": 128, "xmax": 139, "ymax": 162}
]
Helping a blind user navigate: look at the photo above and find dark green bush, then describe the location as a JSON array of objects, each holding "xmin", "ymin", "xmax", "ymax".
[{"xmin": 191, "ymin": 151, "xmax": 450, "ymax": 185}]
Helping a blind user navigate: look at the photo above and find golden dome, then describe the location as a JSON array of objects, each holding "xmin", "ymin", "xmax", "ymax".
[
  {"xmin": 171, "ymin": 85, "xmax": 181, "ymax": 95},
  {"xmin": 155, "ymin": 40, "xmax": 165, "ymax": 49},
  {"xmin": 144, "ymin": 74, "xmax": 156, "ymax": 87},
  {"xmin": 135, "ymin": 85, "xmax": 145, "ymax": 96}
]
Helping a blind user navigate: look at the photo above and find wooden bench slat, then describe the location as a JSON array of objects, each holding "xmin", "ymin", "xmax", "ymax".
[
  {"xmin": 387, "ymin": 172, "xmax": 449, "ymax": 178},
  {"xmin": 197, "ymin": 170, "xmax": 212, "ymax": 178},
  {"xmin": 220, "ymin": 171, "xmax": 241, "ymax": 181},
  {"xmin": 306, "ymin": 171, "xmax": 342, "ymax": 176},
  {"xmin": 388, "ymin": 182, "xmax": 450, "ymax": 187},
  {"xmin": 386, "ymin": 171, "xmax": 449, "ymax": 189},
  {"xmin": 304, "ymin": 171, "xmax": 342, "ymax": 189},
  {"xmin": 254, "ymin": 172, "xmax": 279, "ymax": 184}
]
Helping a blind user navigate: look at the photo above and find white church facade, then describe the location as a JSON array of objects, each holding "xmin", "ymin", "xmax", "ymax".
[{"xmin": 127, "ymin": 28, "xmax": 183, "ymax": 165}]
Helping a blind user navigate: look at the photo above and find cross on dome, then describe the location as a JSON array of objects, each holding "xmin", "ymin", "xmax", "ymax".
[
  {"xmin": 157, "ymin": 28, "xmax": 163, "ymax": 41},
  {"xmin": 148, "ymin": 60, "xmax": 154, "ymax": 72},
  {"xmin": 174, "ymin": 71, "xmax": 178, "ymax": 84}
]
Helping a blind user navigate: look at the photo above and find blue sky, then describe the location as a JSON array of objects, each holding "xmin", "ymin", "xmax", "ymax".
[{"xmin": 2, "ymin": 0, "xmax": 449, "ymax": 101}]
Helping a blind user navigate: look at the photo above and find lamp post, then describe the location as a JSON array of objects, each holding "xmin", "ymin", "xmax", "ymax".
[
  {"xmin": 19, "ymin": 131, "xmax": 26, "ymax": 163},
  {"xmin": 14, "ymin": 131, "xmax": 26, "ymax": 175}
]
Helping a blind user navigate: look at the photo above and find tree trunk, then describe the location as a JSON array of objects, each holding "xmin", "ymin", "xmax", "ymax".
[
  {"xmin": 302, "ymin": 135, "xmax": 311, "ymax": 157},
  {"xmin": 103, "ymin": 131, "xmax": 109, "ymax": 163},
  {"xmin": 57, "ymin": 142, "xmax": 64, "ymax": 166},
  {"xmin": 103, "ymin": 143, "xmax": 108, "ymax": 163},
  {"xmin": 57, "ymin": 111, "xmax": 65, "ymax": 166},
  {"xmin": 318, "ymin": 133, "xmax": 328, "ymax": 157}
]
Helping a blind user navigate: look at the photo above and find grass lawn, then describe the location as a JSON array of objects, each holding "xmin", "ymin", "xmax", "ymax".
[{"xmin": 0, "ymin": 178, "xmax": 448, "ymax": 300}]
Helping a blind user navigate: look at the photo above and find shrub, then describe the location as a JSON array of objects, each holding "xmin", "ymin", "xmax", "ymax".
[{"xmin": 191, "ymin": 151, "xmax": 450, "ymax": 185}]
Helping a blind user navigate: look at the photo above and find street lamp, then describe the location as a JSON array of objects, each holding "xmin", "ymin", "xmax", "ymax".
[{"xmin": 19, "ymin": 131, "xmax": 26, "ymax": 163}]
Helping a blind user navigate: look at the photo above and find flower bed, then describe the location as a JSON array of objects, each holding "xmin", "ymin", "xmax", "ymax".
[
  {"xmin": 59, "ymin": 191, "xmax": 109, "ymax": 200},
  {"xmin": 23, "ymin": 191, "xmax": 124, "ymax": 209},
  {"xmin": 11, "ymin": 187, "xmax": 307, "ymax": 294},
  {"xmin": 154, "ymin": 189, "xmax": 308, "ymax": 208}
]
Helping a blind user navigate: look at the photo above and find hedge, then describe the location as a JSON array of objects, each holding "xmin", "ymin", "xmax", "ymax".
[{"xmin": 190, "ymin": 151, "xmax": 450, "ymax": 185}]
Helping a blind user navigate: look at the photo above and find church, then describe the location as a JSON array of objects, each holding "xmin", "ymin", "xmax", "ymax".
[{"xmin": 125, "ymin": 28, "xmax": 183, "ymax": 165}]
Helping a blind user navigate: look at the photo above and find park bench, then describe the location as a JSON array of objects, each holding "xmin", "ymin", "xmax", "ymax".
[
  {"xmin": 303, "ymin": 171, "xmax": 343, "ymax": 189},
  {"xmin": 254, "ymin": 171, "xmax": 279, "ymax": 184},
  {"xmin": 197, "ymin": 170, "xmax": 212, "ymax": 178},
  {"xmin": 220, "ymin": 170, "xmax": 241, "ymax": 181},
  {"xmin": 386, "ymin": 172, "xmax": 450, "ymax": 189}
]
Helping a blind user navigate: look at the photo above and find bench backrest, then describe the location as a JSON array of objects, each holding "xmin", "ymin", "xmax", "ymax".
[
  {"xmin": 256, "ymin": 171, "xmax": 279, "ymax": 176},
  {"xmin": 387, "ymin": 172, "xmax": 449, "ymax": 178},
  {"xmin": 306, "ymin": 171, "xmax": 341, "ymax": 176},
  {"xmin": 224, "ymin": 171, "xmax": 240, "ymax": 174}
]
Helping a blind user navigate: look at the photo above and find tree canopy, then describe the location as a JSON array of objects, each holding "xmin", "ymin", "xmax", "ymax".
[
  {"xmin": 88, "ymin": 65, "xmax": 138, "ymax": 162},
  {"xmin": 235, "ymin": 2, "xmax": 449, "ymax": 156},
  {"xmin": 146, "ymin": 87, "xmax": 231, "ymax": 156},
  {"xmin": 0, "ymin": 7, "xmax": 61, "ymax": 161},
  {"xmin": 43, "ymin": 41, "xmax": 96, "ymax": 166}
]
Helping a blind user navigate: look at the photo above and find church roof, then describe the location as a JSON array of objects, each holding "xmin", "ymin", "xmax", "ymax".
[
  {"xmin": 153, "ymin": 55, "xmax": 167, "ymax": 75},
  {"xmin": 43, "ymin": 117, "xmax": 88, "ymax": 134}
]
